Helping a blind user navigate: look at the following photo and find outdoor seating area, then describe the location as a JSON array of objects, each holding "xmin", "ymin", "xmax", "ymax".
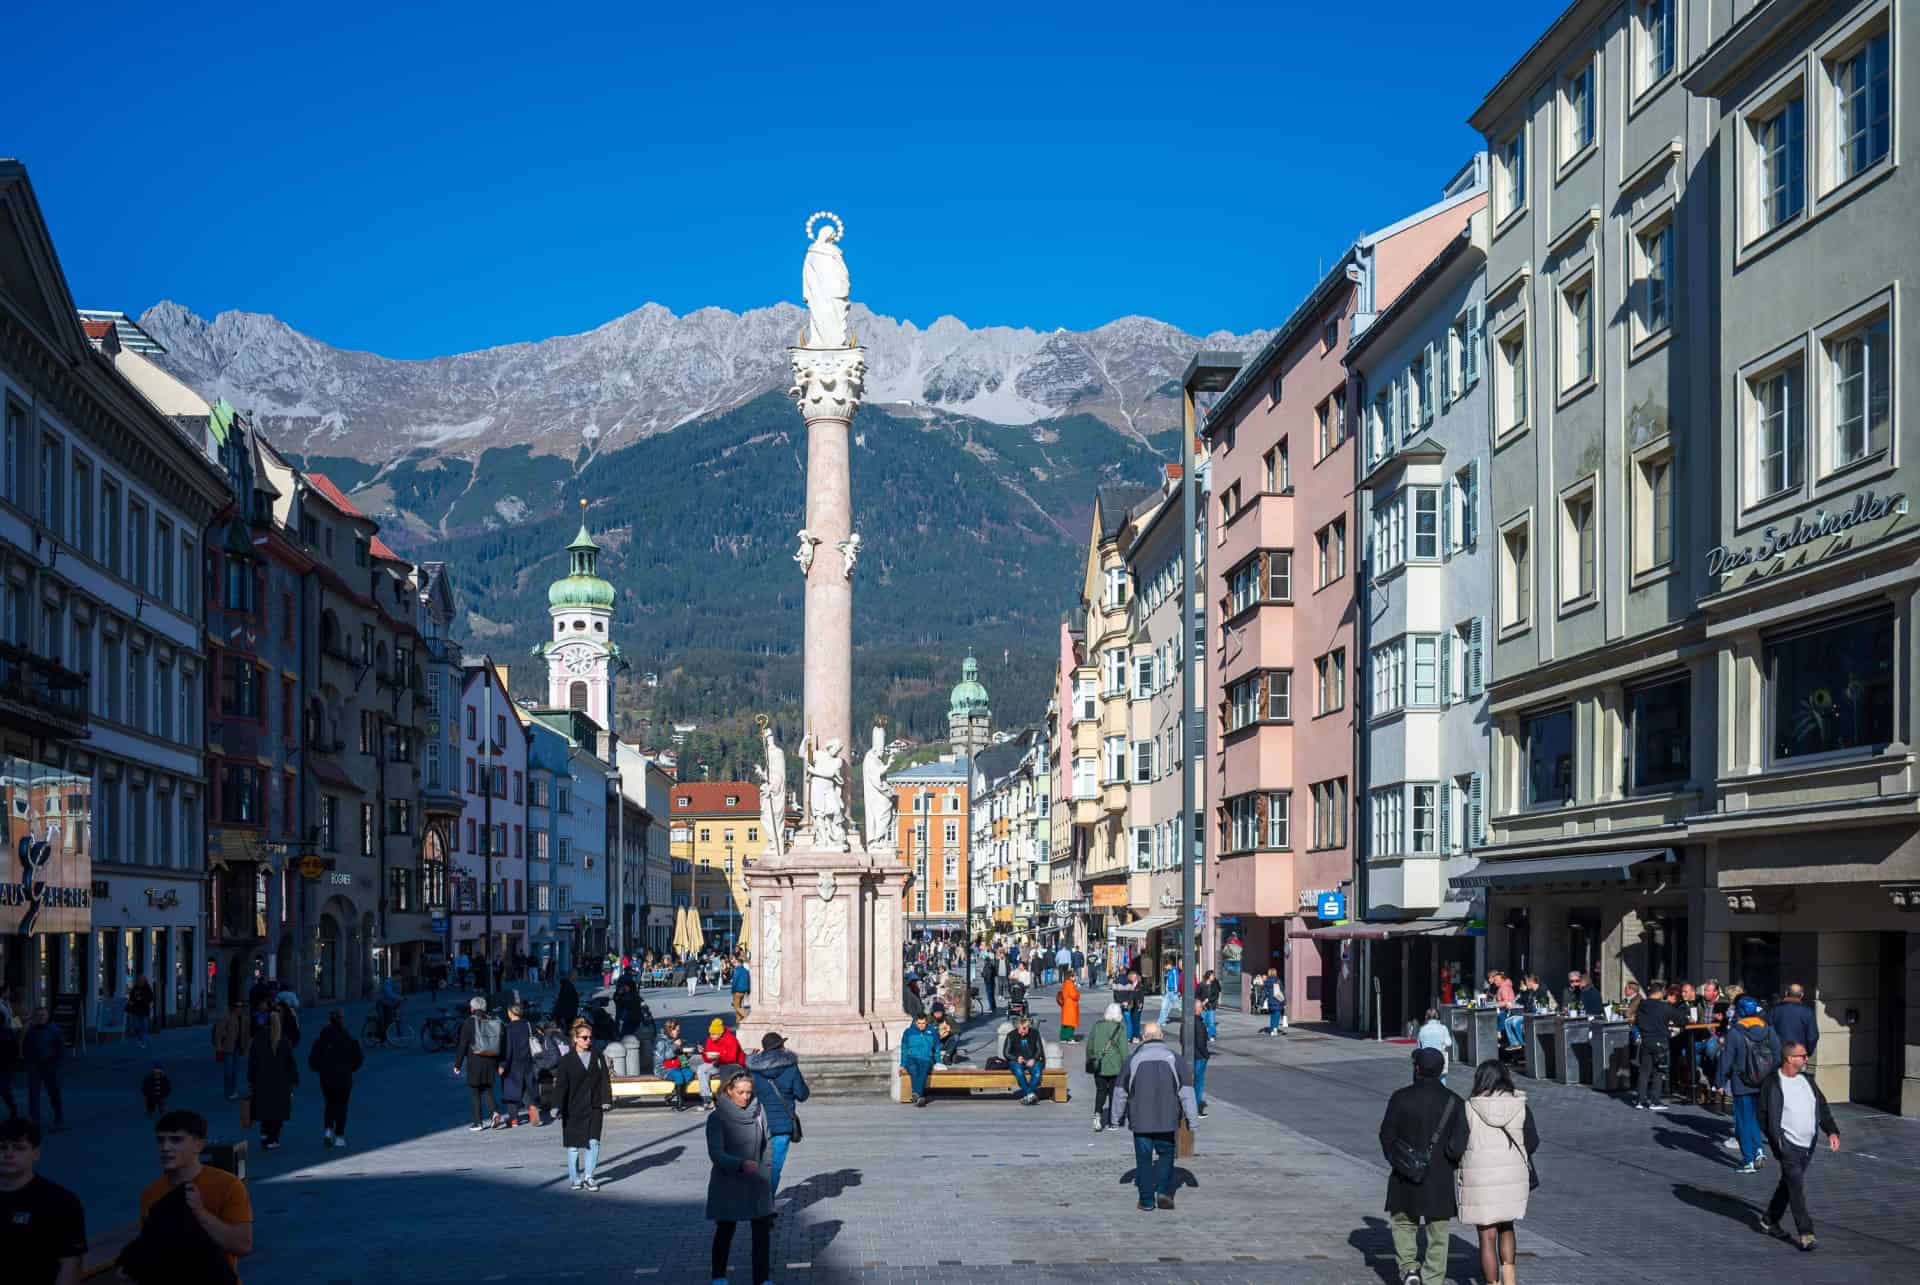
[{"xmin": 893, "ymin": 1065, "xmax": 1070, "ymax": 1105}]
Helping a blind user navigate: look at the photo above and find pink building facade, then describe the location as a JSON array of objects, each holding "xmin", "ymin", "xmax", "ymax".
[{"xmin": 1203, "ymin": 186, "xmax": 1483, "ymax": 1027}]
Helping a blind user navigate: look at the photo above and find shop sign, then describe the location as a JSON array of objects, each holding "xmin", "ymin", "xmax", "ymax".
[
  {"xmin": 1706, "ymin": 489, "xmax": 1908, "ymax": 578},
  {"xmin": 1092, "ymin": 884, "xmax": 1127, "ymax": 908},
  {"xmin": 1316, "ymin": 891, "xmax": 1347, "ymax": 920},
  {"xmin": 2, "ymin": 756, "xmax": 94, "ymax": 937},
  {"xmin": 430, "ymin": 915, "xmax": 449, "ymax": 934},
  {"xmin": 144, "ymin": 888, "xmax": 179, "ymax": 909},
  {"xmin": 298, "ymin": 855, "xmax": 328, "ymax": 879},
  {"xmin": 326, "ymin": 872, "xmax": 352, "ymax": 887},
  {"xmin": 1299, "ymin": 887, "xmax": 1335, "ymax": 910}
]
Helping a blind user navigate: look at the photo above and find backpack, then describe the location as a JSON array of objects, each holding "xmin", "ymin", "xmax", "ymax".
[
  {"xmin": 1738, "ymin": 1022, "xmax": 1778, "ymax": 1088},
  {"xmin": 472, "ymin": 1015, "xmax": 503, "ymax": 1051}
]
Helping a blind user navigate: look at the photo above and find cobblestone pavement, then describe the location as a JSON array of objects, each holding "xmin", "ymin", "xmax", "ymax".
[{"xmin": 32, "ymin": 982, "xmax": 1918, "ymax": 1283}]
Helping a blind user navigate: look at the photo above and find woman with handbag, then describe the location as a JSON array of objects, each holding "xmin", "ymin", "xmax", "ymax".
[
  {"xmin": 744, "ymin": 1031, "xmax": 809, "ymax": 1198},
  {"xmin": 1085, "ymin": 1003, "xmax": 1128, "ymax": 1132},
  {"xmin": 1456, "ymin": 1059, "xmax": 1539, "ymax": 1285}
]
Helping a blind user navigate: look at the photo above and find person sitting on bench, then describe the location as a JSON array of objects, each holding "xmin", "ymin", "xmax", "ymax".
[
  {"xmin": 653, "ymin": 1019, "xmax": 698, "ymax": 1110},
  {"xmin": 1003, "ymin": 1016, "xmax": 1047, "ymax": 1105}
]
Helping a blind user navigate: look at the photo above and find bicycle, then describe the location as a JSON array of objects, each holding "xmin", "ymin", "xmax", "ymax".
[
  {"xmin": 362, "ymin": 1008, "xmax": 416, "ymax": 1049},
  {"xmin": 420, "ymin": 1008, "xmax": 462, "ymax": 1053}
]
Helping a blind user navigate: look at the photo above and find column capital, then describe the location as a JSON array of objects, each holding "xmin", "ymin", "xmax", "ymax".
[{"xmin": 788, "ymin": 346, "xmax": 868, "ymax": 422}]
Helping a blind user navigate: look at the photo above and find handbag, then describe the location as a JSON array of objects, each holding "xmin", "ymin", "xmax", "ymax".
[
  {"xmin": 759, "ymin": 1073, "xmax": 802, "ymax": 1143},
  {"xmin": 1389, "ymin": 1096, "xmax": 1457, "ymax": 1185}
]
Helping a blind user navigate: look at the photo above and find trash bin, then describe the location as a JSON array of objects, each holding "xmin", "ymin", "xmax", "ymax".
[
  {"xmin": 1554, "ymin": 1016, "xmax": 1598, "ymax": 1085},
  {"xmin": 1594, "ymin": 1020, "xmax": 1634, "ymax": 1093},
  {"xmin": 1524, "ymin": 1013, "xmax": 1562, "ymax": 1080},
  {"xmin": 201, "ymin": 1140, "xmax": 247, "ymax": 1181}
]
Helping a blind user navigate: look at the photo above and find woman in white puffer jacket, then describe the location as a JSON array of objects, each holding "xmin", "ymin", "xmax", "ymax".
[{"xmin": 1456, "ymin": 1060, "xmax": 1540, "ymax": 1285}]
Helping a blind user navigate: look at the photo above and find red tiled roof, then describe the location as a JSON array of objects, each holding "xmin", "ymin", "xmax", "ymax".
[
  {"xmin": 669, "ymin": 782, "xmax": 760, "ymax": 815},
  {"xmin": 370, "ymin": 535, "xmax": 400, "ymax": 561},
  {"xmin": 304, "ymin": 472, "xmax": 367, "ymax": 520},
  {"xmin": 81, "ymin": 319, "xmax": 112, "ymax": 339}
]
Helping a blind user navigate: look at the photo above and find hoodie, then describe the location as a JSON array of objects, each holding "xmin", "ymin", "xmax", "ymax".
[{"xmin": 744, "ymin": 1047, "xmax": 810, "ymax": 1136}]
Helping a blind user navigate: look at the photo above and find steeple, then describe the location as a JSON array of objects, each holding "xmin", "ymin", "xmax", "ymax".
[
  {"xmin": 541, "ymin": 499, "xmax": 618, "ymax": 728},
  {"xmin": 549, "ymin": 500, "xmax": 615, "ymax": 610},
  {"xmin": 948, "ymin": 651, "xmax": 992, "ymax": 757}
]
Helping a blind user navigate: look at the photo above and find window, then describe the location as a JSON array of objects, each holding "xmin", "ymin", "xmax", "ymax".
[
  {"xmin": 1133, "ymin": 653, "xmax": 1155, "ymax": 699},
  {"xmin": 1451, "ymin": 619, "xmax": 1485, "ymax": 701},
  {"xmin": 1636, "ymin": 221, "xmax": 1673, "ymax": 337},
  {"xmin": 1756, "ymin": 96, "xmax": 1806, "ymax": 233},
  {"xmin": 1311, "ymin": 778, "xmax": 1346, "ymax": 849},
  {"xmin": 1497, "ymin": 321, "xmax": 1528, "ymax": 434},
  {"xmin": 1561, "ymin": 277, "xmax": 1593, "ymax": 389},
  {"xmin": 1371, "ymin": 640, "xmax": 1406, "ymax": 717},
  {"xmin": 1104, "ymin": 565, "xmax": 1129, "ymax": 609},
  {"xmin": 221, "ymin": 656, "xmax": 259, "ymax": 718},
  {"xmin": 319, "ymin": 794, "xmax": 338, "ymax": 851},
  {"xmin": 1408, "ymin": 351, "xmax": 1427, "ymax": 429},
  {"xmin": 1411, "ymin": 636, "xmax": 1440, "ymax": 706},
  {"xmin": 1499, "ymin": 129, "xmax": 1526, "ymax": 220},
  {"xmin": 390, "ymin": 800, "xmax": 413, "ymax": 836},
  {"xmin": 943, "ymin": 819, "xmax": 959, "ymax": 845},
  {"xmin": 1452, "ymin": 463, "xmax": 1479, "ymax": 551},
  {"xmin": 360, "ymin": 802, "xmax": 375, "ymax": 857},
  {"xmin": 128, "ymin": 500, "xmax": 148, "ymax": 588},
  {"xmin": 1832, "ymin": 29, "xmax": 1890, "ymax": 184},
  {"xmin": 69, "ymin": 454, "xmax": 91, "ymax": 554},
  {"xmin": 1322, "ymin": 319, "xmax": 1338, "ymax": 352},
  {"xmin": 1316, "ymin": 392, "xmax": 1348, "ymax": 458},
  {"xmin": 1373, "ymin": 488, "xmax": 1438, "ymax": 573},
  {"xmin": 1412, "ymin": 487, "xmax": 1440, "ymax": 559},
  {"xmin": 1263, "ymin": 439, "xmax": 1290, "ymax": 491},
  {"xmin": 1524, "ymin": 706, "xmax": 1575, "ymax": 807},
  {"xmin": 1224, "ymin": 792, "xmax": 1288, "ymax": 852},
  {"xmin": 558, "ymin": 837, "xmax": 573, "ymax": 864},
  {"xmin": 1564, "ymin": 60, "xmax": 1596, "ymax": 160},
  {"xmin": 1225, "ymin": 670, "xmax": 1290, "ymax": 732},
  {"xmin": 1075, "ymin": 677, "xmax": 1097, "ymax": 721},
  {"xmin": 1072, "ymin": 757, "xmax": 1097, "ymax": 800},
  {"xmin": 38, "ymin": 430, "xmax": 63, "ymax": 534},
  {"xmin": 1829, "ymin": 315, "xmax": 1890, "ymax": 468},
  {"xmin": 154, "ymin": 519, "xmax": 174, "ymax": 604},
  {"xmin": 1410, "ymin": 784, "xmax": 1437, "ymax": 853},
  {"xmin": 1751, "ymin": 360, "xmax": 1805, "ymax": 500},
  {"xmin": 155, "ymin": 659, "xmax": 173, "ymax": 738},
  {"xmin": 1315, "ymin": 649, "xmax": 1345, "ymax": 715},
  {"xmin": 1370, "ymin": 787, "xmax": 1404, "ymax": 856},
  {"xmin": 220, "ymin": 765, "xmax": 261, "ymax": 824},
  {"xmin": 2, "ymin": 399, "xmax": 22, "ymax": 508},
  {"xmin": 1104, "ymin": 736, "xmax": 1127, "ymax": 784},
  {"xmin": 1316, "ymin": 517, "xmax": 1347, "ymax": 587},
  {"xmin": 1629, "ymin": 674, "xmax": 1691, "ymax": 791},
  {"xmin": 1226, "ymin": 550, "xmax": 1290, "ymax": 614},
  {"xmin": 1561, "ymin": 487, "xmax": 1596, "ymax": 603},
  {"xmin": 1767, "ymin": 609, "xmax": 1894, "ymax": 761},
  {"xmin": 1639, "ymin": 0, "xmax": 1675, "ymax": 92},
  {"xmin": 1501, "ymin": 520, "xmax": 1531, "ymax": 630},
  {"xmin": 1635, "ymin": 447, "xmax": 1674, "ymax": 572}
]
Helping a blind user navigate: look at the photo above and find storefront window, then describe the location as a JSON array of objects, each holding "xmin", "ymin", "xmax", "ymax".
[
  {"xmin": 1630, "ymin": 675, "xmax": 1690, "ymax": 791},
  {"xmin": 1768, "ymin": 609, "xmax": 1895, "ymax": 761},
  {"xmin": 1524, "ymin": 707, "xmax": 1575, "ymax": 807}
]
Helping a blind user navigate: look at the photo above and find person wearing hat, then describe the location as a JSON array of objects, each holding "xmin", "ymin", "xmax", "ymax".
[
  {"xmin": 745, "ymin": 1031, "xmax": 809, "ymax": 1198},
  {"xmin": 1378, "ymin": 1047, "xmax": 1469, "ymax": 1285},
  {"xmin": 695, "ymin": 1018, "xmax": 745, "ymax": 1111}
]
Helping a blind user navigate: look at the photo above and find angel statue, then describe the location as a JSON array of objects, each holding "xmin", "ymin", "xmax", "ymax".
[
  {"xmin": 794, "ymin": 528, "xmax": 821, "ymax": 576},
  {"xmin": 838, "ymin": 532, "xmax": 862, "ymax": 580},
  {"xmin": 797, "ymin": 728, "xmax": 816, "ymax": 835},
  {"xmin": 807, "ymin": 737, "xmax": 850, "ymax": 851},
  {"xmin": 801, "ymin": 212, "xmax": 850, "ymax": 348},
  {"xmin": 756, "ymin": 717, "xmax": 786, "ymax": 860},
  {"xmin": 862, "ymin": 723, "xmax": 896, "ymax": 851}
]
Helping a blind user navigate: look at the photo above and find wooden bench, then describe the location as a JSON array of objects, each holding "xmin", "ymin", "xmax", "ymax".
[
  {"xmin": 610, "ymin": 1075, "xmax": 684, "ymax": 1106},
  {"xmin": 895, "ymin": 1066, "xmax": 1070, "ymax": 1104}
]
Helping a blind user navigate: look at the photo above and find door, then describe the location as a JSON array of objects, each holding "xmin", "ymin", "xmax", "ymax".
[{"xmin": 1872, "ymin": 931, "xmax": 1907, "ymax": 1110}]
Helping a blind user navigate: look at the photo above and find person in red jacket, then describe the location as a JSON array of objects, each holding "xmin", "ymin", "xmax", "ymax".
[{"xmin": 695, "ymin": 1017, "xmax": 744, "ymax": 1110}]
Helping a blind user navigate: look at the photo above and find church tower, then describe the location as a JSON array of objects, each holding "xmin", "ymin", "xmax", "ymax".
[
  {"xmin": 539, "ymin": 500, "xmax": 618, "ymax": 730},
  {"xmin": 948, "ymin": 652, "xmax": 992, "ymax": 758}
]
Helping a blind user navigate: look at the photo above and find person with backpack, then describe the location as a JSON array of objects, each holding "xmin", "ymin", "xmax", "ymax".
[
  {"xmin": 1086, "ymin": 1002, "xmax": 1128, "ymax": 1132},
  {"xmin": 1378, "ymin": 1047, "xmax": 1470, "ymax": 1285},
  {"xmin": 453, "ymin": 997, "xmax": 505, "ymax": 1132},
  {"xmin": 744, "ymin": 1031, "xmax": 808, "ymax": 1198},
  {"xmin": 1717, "ymin": 995, "xmax": 1782, "ymax": 1173},
  {"xmin": 1110, "ymin": 1021, "xmax": 1199, "ymax": 1211}
]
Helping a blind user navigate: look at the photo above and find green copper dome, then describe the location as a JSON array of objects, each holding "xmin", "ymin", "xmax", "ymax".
[
  {"xmin": 548, "ymin": 506, "xmax": 615, "ymax": 610},
  {"xmin": 949, "ymin": 653, "xmax": 990, "ymax": 716}
]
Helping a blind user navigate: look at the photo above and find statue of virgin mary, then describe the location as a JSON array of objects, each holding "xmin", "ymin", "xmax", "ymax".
[{"xmin": 802, "ymin": 216, "xmax": 851, "ymax": 349}]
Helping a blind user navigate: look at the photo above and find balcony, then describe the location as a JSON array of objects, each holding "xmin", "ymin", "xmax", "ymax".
[{"xmin": 0, "ymin": 643, "xmax": 90, "ymax": 739}]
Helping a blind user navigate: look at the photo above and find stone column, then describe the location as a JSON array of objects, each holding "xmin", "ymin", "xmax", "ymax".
[{"xmin": 790, "ymin": 346, "xmax": 866, "ymax": 769}]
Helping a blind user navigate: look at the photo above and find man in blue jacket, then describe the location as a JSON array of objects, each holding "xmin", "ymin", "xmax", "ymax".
[
  {"xmin": 745, "ymin": 1031, "xmax": 809, "ymax": 1197},
  {"xmin": 1769, "ymin": 984, "xmax": 1818, "ymax": 1062},
  {"xmin": 730, "ymin": 956, "xmax": 751, "ymax": 1024},
  {"xmin": 898, "ymin": 1012, "xmax": 940, "ymax": 1107},
  {"xmin": 1717, "ymin": 996, "xmax": 1782, "ymax": 1172}
]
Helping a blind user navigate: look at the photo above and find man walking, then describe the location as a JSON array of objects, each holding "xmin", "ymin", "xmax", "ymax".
[
  {"xmin": 1158, "ymin": 959, "xmax": 1182, "ymax": 1028},
  {"xmin": 1770, "ymin": 984, "xmax": 1818, "ymax": 1063},
  {"xmin": 125, "ymin": 972, "xmax": 156, "ymax": 1048},
  {"xmin": 1378, "ymin": 1048, "xmax": 1469, "ymax": 1285},
  {"xmin": 1110, "ymin": 1021, "xmax": 1198, "ymax": 1212},
  {"xmin": 0, "ymin": 1118, "xmax": 87, "ymax": 1284},
  {"xmin": 1758, "ymin": 1040, "xmax": 1838, "ymax": 1251},
  {"xmin": 730, "ymin": 956, "xmax": 752, "ymax": 1024},
  {"xmin": 980, "ymin": 948, "xmax": 997, "ymax": 1014},
  {"xmin": 1415, "ymin": 1009, "xmax": 1454, "ymax": 1075},
  {"xmin": 135, "ymin": 1110, "xmax": 254, "ymax": 1279}
]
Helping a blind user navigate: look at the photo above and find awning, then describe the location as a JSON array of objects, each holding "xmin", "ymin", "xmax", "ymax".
[
  {"xmin": 1288, "ymin": 917, "xmax": 1471, "ymax": 942},
  {"xmin": 1450, "ymin": 847, "xmax": 1674, "ymax": 890},
  {"xmin": 1113, "ymin": 912, "xmax": 1179, "ymax": 939},
  {"xmin": 308, "ymin": 757, "xmax": 357, "ymax": 790}
]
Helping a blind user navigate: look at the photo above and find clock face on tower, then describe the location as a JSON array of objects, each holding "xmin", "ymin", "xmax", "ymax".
[{"xmin": 560, "ymin": 646, "xmax": 597, "ymax": 675}]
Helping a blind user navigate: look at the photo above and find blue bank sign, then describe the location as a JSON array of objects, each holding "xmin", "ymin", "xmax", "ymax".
[{"xmin": 1316, "ymin": 891, "xmax": 1347, "ymax": 920}]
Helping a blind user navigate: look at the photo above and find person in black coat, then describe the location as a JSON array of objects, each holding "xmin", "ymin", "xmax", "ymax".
[
  {"xmin": 1631, "ymin": 988, "xmax": 1687, "ymax": 1110},
  {"xmin": 497, "ymin": 1004, "xmax": 537, "ymax": 1128},
  {"xmin": 552, "ymin": 1020, "xmax": 614, "ymax": 1190},
  {"xmin": 307, "ymin": 1011, "xmax": 364, "ymax": 1148},
  {"xmin": 248, "ymin": 1014, "xmax": 299, "ymax": 1150},
  {"xmin": 553, "ymin": 977, "xmax": 579, "ymax": 1032},
  {"xmin": 452, "ymin": 996, "xmax": 504, "ymax": 1131},
  {"xmin": 1378, "ymin": 1047, "xmax": 1469, "ymax": 1285}
]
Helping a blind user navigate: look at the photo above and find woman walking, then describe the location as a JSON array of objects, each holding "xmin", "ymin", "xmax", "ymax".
[
  {"xmin": 248, "ymin": 1012, "xmax": 299, "ymax": 1150},
  {"xmin": 1057, "ymin": 968, "xmax": 1081, "ymax": 1044},
  {"xmin": 1085, "ymin": 1002, "xmax": 1128, "ymax": 1132},
  {"xmin": 498, "ymin": 1003, "xmax": 537, "ymax": 1127},
  {"xmin": 1457, "ymin": 1059, "xmax": 1539, "ymax": 1285},
  {"xmin": 307, "ymin": 1010, "xmax": 364, "ymax": 1148},
  {"xmin": 706, "ymin": 1068, "xmax": 774, "ymax": 1285},
  {"xmin": 553, "ymin": 1019, "xmax": 613, "ymax": 1190}
]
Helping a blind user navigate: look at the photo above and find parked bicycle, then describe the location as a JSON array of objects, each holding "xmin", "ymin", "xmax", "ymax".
[
  {"xmin": 420, "ymin": 1006, "xmax": 463, "ymax": 1053},
  {"xmin": 362, "ymin": 1006, "xmax": 416, "ymax": 1049}
]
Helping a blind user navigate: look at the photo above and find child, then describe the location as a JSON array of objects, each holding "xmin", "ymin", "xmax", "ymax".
[{"xmin": 142, "ymin": 1063, "xmax": 171, "ymax": 1117}]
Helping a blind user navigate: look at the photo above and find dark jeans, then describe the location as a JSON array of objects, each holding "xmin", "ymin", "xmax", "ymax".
[
  {"xmin": 1766, "ymin": 1142, "xmax": 1816, "ymax": 1236},
  {"xmin": 26, "ymin": 1064, "xmax": 61, "ymax": 1124},
  {"xmin": 902, "ymin": 1057, "xmax": 932, "ymax": 1098},
  {"xmin": 1132, "ymin": 1130, "xmax": 1175, "ymax": 1207},
  {"xmin": 1093, "ymin": 1073, "xmax": 1116, "ymax": 1125},
  {"xmin": 712, "ymin": 1216, "xmax": 772, "ymax": 1283},
  {"xmin": 1011, "ymin": 1061, "xmax": 1044, "ymax": 1097},
  {"xmin": 322, "ymin": 1084, "xmax": 352, "ymax": 1135},
  {"xmin": 984, "ymin": 977, "xmax": 996, "ymax": 1010},
  {"xmin": 469, "ymin": 1084, "xmax": 498, "ymax": 1123},
  {"xmin": 1635, "ymin": 1042, "xmax": 1669, "ymax": 1106}
]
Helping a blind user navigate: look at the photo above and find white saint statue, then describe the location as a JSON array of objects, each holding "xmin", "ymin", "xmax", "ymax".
[
  {"xmin": 838, "ymin": 532, "xmax": 861, "ymax": 579},
  {"xmin": 802, "ymin": 216, "xmax": 851, "ymax": 349},
  {"xmin": 807, "ymin": 737, "xmax": 849, "ymax": 850},
  {"xmin": 862, "ymin": 724, "xmax": 896, "ymax": 850},
  {"xmin": 794, "ymin": 528, "xmax": 820, "ymax": 576},
  {"xmin": 797, "ymin": 729, "xmax": 816, "ymax": 835},
  {"xmin": 756, "ymin": 722, "xmax": 786, "ymax": 860}
]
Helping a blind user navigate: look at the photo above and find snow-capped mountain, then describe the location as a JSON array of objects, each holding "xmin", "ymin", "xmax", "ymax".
[{"xmin": 139, "ymin": 299, "xmax": 1266, "ymax": 463}]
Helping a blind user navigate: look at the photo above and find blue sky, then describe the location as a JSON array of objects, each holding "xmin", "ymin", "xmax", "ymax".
[{"xmin": 5, "ymin": 2, "xmax": 1544, "ymax": 358}]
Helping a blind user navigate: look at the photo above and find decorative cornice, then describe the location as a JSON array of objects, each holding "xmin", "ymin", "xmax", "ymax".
[{"xmin": 1546, "ymin": 206, "xmax": 1601, "ymax": 258}]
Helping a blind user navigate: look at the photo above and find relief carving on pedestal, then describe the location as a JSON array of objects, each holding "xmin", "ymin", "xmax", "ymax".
[
  {"xmin": 803, "ymin": 896, "xmax": 850, "ymax": 1005},
  {"xmin": 761, "ymin": 899, "xmax": 782, "ymax": 1000}
]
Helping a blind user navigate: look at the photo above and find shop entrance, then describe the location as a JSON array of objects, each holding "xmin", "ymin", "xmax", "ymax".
[
  {"xmin": 315, "ymin": 913, "xmax": 341, "ymax": 1000},
  {"xmin": 1868, "ymin": 931, "xmax": 1908, "ymax": 1111}
]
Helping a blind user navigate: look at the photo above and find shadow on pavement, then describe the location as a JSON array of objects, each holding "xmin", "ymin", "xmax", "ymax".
[
  {"xmin": 596, "ymin": 1143, "xmax": 685, "ymax": 1182},
  {"xmin": 1672, "ymin": 1181, "xmax": 1760, "ymax": 1227},
  {"xmin": 1346, "ymin": 1213, "xmax": 1472, "ymax": 1285},
  {"xmin": 1117, "ymin": 1165, "xmax": 1200, "ymax": 1192},
  {"xmin": 1652, "ymin": 1124, "xmax": 1737, "ymax": 1164},
  {"xmin": 781, "ymin": 1166, "xmax": 863, "ymax": 1217}
]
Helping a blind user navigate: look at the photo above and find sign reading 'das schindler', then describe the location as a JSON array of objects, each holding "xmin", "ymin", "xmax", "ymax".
[
  {"xmin": 2, "ymin": 756, "xmax": 94, "ymax": 937},
  {"xmin": 1707, "ymin": 489, "xmax": 1909, "ymax": 578}
]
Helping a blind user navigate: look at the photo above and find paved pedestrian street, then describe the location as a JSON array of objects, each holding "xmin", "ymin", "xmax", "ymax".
[{"xmin": 31, "ymin": 986, "xmax": 1918, "ymax": 1283}]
